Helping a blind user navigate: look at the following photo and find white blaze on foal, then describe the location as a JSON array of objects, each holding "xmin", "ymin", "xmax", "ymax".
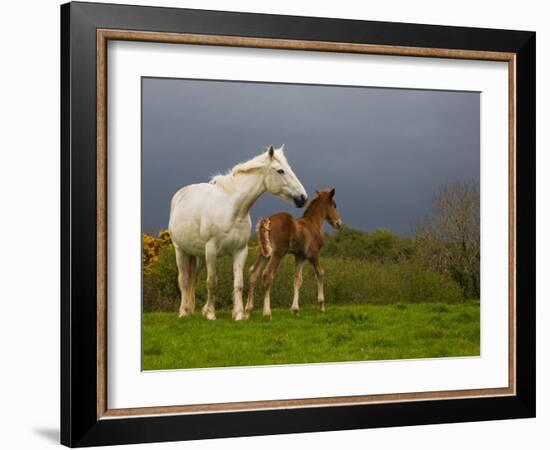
[{"xmin": 168, "ymin": 146, "xmax": 307, "ymax": 320}]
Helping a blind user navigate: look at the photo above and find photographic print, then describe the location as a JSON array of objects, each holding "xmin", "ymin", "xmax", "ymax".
[{"xmin": 141, "ymin": 77, "xmax": 481, "ymax": 371}]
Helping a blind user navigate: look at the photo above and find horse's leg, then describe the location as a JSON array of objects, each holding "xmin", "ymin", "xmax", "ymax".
[
  {"xmin": 174, "ymin": 245, "xmax": 191, "ymax": 317},
  {"xmin": 291, "ymin": 255, "xmax": 305, "ymax": 315},
  {"xmin": 232, "ymin": 246, "xmax": 248, "ymax": 321},
  {"xmin": 244, "ymin": 255, "xmax": 267, "ymax": 319},
  {"xmin": 187, "ymin": 256, "xmax": 203, "ymax": 313},
  {"xmin": 311, "ymin": 256, "xmax": 326, "ymax": 312},
  {"xmin": 185, "ymin": 256, "xmax": 197, "ymax": 313},
  {"xmin": 262, "ymin": 253, "xmax": 283, "ymax": 318},
  {"xmin": 189, "ymin": 256, "xmax": 204, "ymax": 306},
  {"xmin": 202, "ymin": 241, "xmax": 217, "ymax": 320}
]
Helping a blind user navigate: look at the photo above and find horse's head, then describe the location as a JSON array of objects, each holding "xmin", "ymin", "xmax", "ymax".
[
  {"xmin": 263, "ymin": 145, "xmax": 308, "ymax": 208},
  {"xmin": 315, "ymin": 188, "xmax": 342, "ymax": 229}
]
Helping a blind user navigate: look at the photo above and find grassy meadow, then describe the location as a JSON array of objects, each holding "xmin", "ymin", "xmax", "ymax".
[{"xmin": 143, "ymin": 302, "xmax": 480, "ymax": 370}]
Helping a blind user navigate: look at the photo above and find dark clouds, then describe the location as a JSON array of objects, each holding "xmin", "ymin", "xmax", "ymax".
[{"xmin": 142, "ymin": 78, "xmax": 479, "ymax": 236}]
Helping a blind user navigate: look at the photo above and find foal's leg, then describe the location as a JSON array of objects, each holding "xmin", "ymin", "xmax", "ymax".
[
  {"xmin": 291, "ymin": 255, "xmax": 305, "ymax": 315},
  {"xmin": 311, "ymin": 256, "xmax": 326, "ymax": 312},
  {"xmin": 232, "ymin": 246, "xmax": 248, "ymax": 321},
  {"xmin": 202, "ymin": 240, "xmax": 217, "ymax": 320},
  {"xmin": 262, "ymin": 253, "xmax": 283, "ymax": 318},
  {"xmin": 244, "ymin": 255, "xmax": 267, "ymax": 319},
  {"xmin": 175, "ymin": 245, "xmax": 191, "ymax": 317}
]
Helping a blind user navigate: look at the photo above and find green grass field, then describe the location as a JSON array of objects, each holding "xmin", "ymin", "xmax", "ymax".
[{"xmin": 142, "ymin": 302, "xmax": 480, "ymax": 370}]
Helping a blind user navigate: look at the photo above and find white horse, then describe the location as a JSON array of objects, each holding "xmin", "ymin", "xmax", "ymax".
[{"xmin": 168, "ymin": 145, "xmax": 307, "ymax": 321}]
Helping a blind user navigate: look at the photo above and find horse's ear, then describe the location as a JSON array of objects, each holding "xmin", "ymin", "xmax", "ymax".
[
  {"xmin": 280, "ymin": 144, "xmax": 285, "ymax": 153},
  {"xmin": 329, "ymin": 188, "xmax": 336, "ymax": 198},
  {"xmin": 267, "ymin": 145, "xmax": 274, "ymax": 159},
  {"xmin": 315, "ymin": 189, "xmax": 320, "ymax": 196}
]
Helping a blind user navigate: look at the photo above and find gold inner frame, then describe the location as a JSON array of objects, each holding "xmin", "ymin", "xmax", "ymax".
[{"xmin": 96, "ymin": 29, "xmax": 517, "ymax": 420}]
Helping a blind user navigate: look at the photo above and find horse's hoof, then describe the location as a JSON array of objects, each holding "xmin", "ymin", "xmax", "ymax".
[
  {"xmin": 263, "ymin": 311, "xmax": 272, "ymax": 319},
  {"xmin": 233, "ymin": 311, "xmax": 244, "ymax": 321},
  {"xmin": 205, "ymin": 312, "xmax": 216, "ymax": 321},
  {"xmin": 291, "ymin": 308, "xmax": 299, "ymax": 316},
  {"xmin": 178, "ymin": 310, "xmax": 189, "ymax": 318},
  {"xmin": 319, "ymin": 304, "xmax": 325, "ymax": 313}
]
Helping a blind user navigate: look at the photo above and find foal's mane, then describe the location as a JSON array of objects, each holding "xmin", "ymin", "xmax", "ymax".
[
  {"xmin": 302, "ymin": 191, "xmax": 329, "ymax": 218},
  {"xmin": 210, "ymin": 148, "xmax": 287, "ymax": 192}
]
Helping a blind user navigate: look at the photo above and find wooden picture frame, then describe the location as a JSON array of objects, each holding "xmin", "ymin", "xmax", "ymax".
[{"xmin": 61, "ymin": 2, "xmax": 535, "ymax": 447}]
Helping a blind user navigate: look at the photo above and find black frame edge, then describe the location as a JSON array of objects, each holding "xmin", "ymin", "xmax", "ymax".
[
  {"xmin": 62, "ymin": 2, "xmax": 102, "ymax": 446},
  {"xmin": 76, "ymin": 396, "xmax": 534, "ymax": 447},
  {"xmin": 60, "ymin": 2, "xmax": 72, "ymax": 447},
  {"xmin": 514, "ymin": 32, "xmax": 536, "ymax": 418}
]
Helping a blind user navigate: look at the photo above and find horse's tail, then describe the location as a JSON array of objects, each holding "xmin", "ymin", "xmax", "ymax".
[{"xmin": 256, "ymin": 218, "xmax": 273, "ymax": 258}]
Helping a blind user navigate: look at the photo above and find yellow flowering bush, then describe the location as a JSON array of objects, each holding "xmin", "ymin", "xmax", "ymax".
[{"xmin": 143, "ymin": 230, "xmax": 172, "ymax": 275}]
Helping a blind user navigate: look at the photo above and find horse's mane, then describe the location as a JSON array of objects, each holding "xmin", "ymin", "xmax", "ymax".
[{"xmin": 210, "ymin": 148, "xmax": 287, "ymax": 192}]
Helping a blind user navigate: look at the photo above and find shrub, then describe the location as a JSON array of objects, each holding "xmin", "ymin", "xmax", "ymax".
[
  {"xmin": 142, "ymin": 230, "xmax": 172, "ymax": 275},
  {"xmin": 143, "ymin": 245, "xmax": 464, "ymax": 313},
  {"xmin": 323, "ymin": 226, "xmax": 415, "ymax": 263}
]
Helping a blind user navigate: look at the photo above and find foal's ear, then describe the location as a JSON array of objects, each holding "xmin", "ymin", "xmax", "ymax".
[
  {"xmin": 329, "ymin": 188, "xmax": 336, "ymax": 199},
  {"xmin": 315, "ymin": 189, "xmax": 321, "ymax": 196},
  {"xmin": 267, "ymin": 145, "xmax": 274, "ymax": 159}
]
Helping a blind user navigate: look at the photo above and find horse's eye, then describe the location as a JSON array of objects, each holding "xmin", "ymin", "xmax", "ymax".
[{"xmin": 277, "ymin": 169, "xmax": 285, "ymax": 175}]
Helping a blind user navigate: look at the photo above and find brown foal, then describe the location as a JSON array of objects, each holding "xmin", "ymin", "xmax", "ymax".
[{"xmin": 245, "ymin": 188, "xmax": 342, "ymax": 318}]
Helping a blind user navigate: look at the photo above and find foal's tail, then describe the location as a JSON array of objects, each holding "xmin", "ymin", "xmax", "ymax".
[{"xmin": 256, "ymin": 218, "xmax": 273, "ymax": 257}]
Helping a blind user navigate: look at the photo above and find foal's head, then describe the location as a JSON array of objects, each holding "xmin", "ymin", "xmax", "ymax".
[{"xmin": 310, "ymin": 188, "xmax": 342, "ymax": 229}]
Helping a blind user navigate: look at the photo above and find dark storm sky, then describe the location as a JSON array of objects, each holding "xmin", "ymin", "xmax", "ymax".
[{"xmin": 142, "ymin": 77, "xmax": 479, "ymax": 236}]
